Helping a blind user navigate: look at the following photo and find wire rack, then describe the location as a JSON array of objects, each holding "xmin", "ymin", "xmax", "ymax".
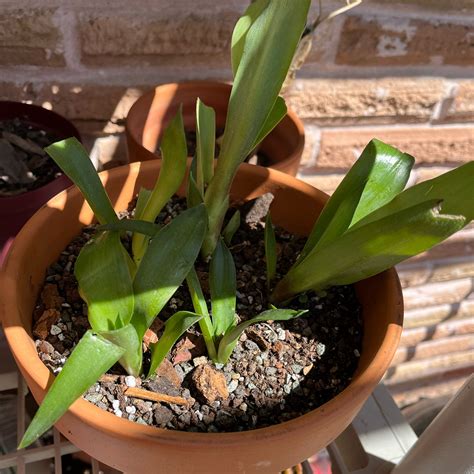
[{"xmin": 0, "ymin": 370, "xmax": 92, "ymax": 474}]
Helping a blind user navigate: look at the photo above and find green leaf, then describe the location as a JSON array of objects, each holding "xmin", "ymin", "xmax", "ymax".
[
  {"xmin": 217, "ymin": 308, "xmax": 306, "ymax": 363},
  {"xmin": 131, "ymin": 204, "xmax": 208, "ymax": 341},
  {"xmin": 231, "ymin": 0, "xmax": 270, "ymax": 76},
  {"xmin": 187, "ymin": 158, "xmax": 204, "ymax": 209},
  {"xmin": 252, "ymin": 96, "xmax": 287, "ymax": 150},
  {"xmin": 264, "ymin": 212, "xmax": 277, "ymax": 287},
  {"xmin": 98, "ymin": 219, "xmax": 160, "ymax": 237},
  {"xmin": 186, "ymin": 267, "xmax": 217, "ymax": 361},
  {"xmin": 100, "ymin": 324, "xmax": 142, "ymax": 376},
  {"xmin": 134, "ymin": 187, "xmax": 152, "ymax": 221},
  {"xmin": 132, "ymin": 107, "xmax": 187, "ymax": 263},
  {"xmin": 273, "ymin": 200, "xmax": 466, "ymax": 302},
  {"xmin": 148, "ymin": 311, "xmax": 203, "ymax": 376},
  {"xmin": 223, "ymin": 210, "xmax": 241, "ymax": 246},
  {"xmin": 45, "ymin": 137, "xmax": 117, "ymax": 225},
  {"xmin": 203, "ymin": 0, "xmax": 310, "ymax": 256},
  {"xmin": 299, "ymin": 139, "xmax": 414, "ymax": 261},
  {"xmin": 209, "ymin": 239, "xmax": 237, "ymax": 337},
  {"xmin": 19, "ymin": 330, "xmax": 124, "ymax": 449},
  {"xmin": 75, "ymin": 231, "xmax": 134, "ymax": 332},
  {"xmin": 353, "ymin": 161, "xmax": 474, "ymax": 229},
  {"xmin": 196, "ymin": 99, "xmax": 216, "ymax": 190}
]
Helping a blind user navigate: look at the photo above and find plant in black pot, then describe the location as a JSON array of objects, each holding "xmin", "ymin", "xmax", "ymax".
[{"xmin": 0, "ymin": 102, "xmax": 80, "ymax": 265}]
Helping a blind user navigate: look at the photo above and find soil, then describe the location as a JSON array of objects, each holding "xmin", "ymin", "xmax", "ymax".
[
  {"xmin": 33, "ymin": 196, "xmax": 362, "ymax": 433},
  {"xmin": 0, "ymin": 118, "xmax": 63, "ymax": 196}
]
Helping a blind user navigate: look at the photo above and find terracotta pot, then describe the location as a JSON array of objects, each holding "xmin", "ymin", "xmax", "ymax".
[
  {"xmin": 0, "ymin": 102, "xmax": 81, "ymax": 266},
  {"xmin": 0, "ymin": 161, "xmax": 403, "ymax": 473},
  {"xmin": 125, "ymin": 81, "xmax": 305, "ymax": 176}
]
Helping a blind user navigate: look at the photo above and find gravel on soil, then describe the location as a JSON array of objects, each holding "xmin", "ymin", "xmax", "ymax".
[
  {"xmin": 33, "ymin": 196, "xmax": 363, "ymax": 433},
  {"xmin": 0, "ymin": 117, "xmax": 63, "ymax": 196}
]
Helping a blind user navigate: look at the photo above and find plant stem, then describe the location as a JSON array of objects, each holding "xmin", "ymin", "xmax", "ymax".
[{"xmin": 185, "ymin": 269, "xmax": 218, "ymax": 361}]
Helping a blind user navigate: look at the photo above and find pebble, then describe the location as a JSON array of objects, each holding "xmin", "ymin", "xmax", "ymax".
[
  {"xmin": 193, "ymin": 356, "xmax": 207, "ymax": 367},
  {"xmin": 125, "ymin": 376, "xmax": 137, "ymax": 387},
  {"xmin": 125, "ymin": 405, "xmax": 136, "ymax": 415},
  {"xmin": 291, "ymin": 364, "xmax": 303, "ymax": 374},
  {"xmin": 316, "ymin": 342, "xmax": 326, "ymax": 356},
  {"xmin": 228, "ymin": 380, "xmax": 239, "ymax": 393},
  {"xmin": 276, "ymin": 328, "xmax": 286, "ymax": 340},
  {"xmin": 244, "ymin": 340, "xmax": 259, "ymax": 352},
  {"xmin": 50, "ymin": 325, "xmax": 62, "ymax": 335},
  {"xmin": 112, "ymin": 400, "xmax": 120, "ymax": 410},
  {"xmin": 85, "ymin": 392, "xmax": 103, "ymax": 404}
]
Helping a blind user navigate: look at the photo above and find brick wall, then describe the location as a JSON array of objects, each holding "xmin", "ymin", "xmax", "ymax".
[{"xmin": 1, "ymin": 0, "xmax": 473, "ymax": 406}]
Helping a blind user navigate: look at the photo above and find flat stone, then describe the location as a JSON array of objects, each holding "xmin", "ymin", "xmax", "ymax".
[{"xmin": 192, "ymin": 364, "xmax": 229, "ymax": 404}]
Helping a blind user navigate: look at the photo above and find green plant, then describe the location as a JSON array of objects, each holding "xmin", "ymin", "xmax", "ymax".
[{"xmin": 19, "ymin": 0, "xmax": 474, "ymax": 449}]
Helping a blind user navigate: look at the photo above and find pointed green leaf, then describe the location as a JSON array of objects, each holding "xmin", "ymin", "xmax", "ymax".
[
  {"xmin": 252, "ymin": 96, "xmax": 287, "ymax": 149},
  {"xmin": 196, "ymin": 99, "xmax": 216, "ymax": 189},
  {"xmin": 203, "ymin": 0, "xmax": 310, "ymax": 256},
  {"xmin": 75, "ymin": 231, "xmax": 134, "ymax": 332},
  {"xmin": 353, "ymin": 161, "xmax": 474, "ymax": 229},
  {"xmin": 273, "ymin": 200, "xmax": 466, "ymax": 302},
  {"xmin": 299, "ymin": 139, "xmax": 414, "ymax": 261},
  {"xmin": 98, "ymin": 219, "xmax": 160, "ymax": 237},
  {"xmin": 134, "ymin": 187, "xmax": 152, "ymax": 220},
  {"xmin": 148, "ymin": 311, "xmax": 203, "ymax": 376},
  {"xmin": 209, "ymin": 239, "xmax": 237, "ymax": 337},
  {"xmin": 231, "ymin": 0, "xmax": 270, "ymax": 76},
  {"xmin": 187, "ymin": 158, "xmax": 204, "ymax": 209},
  {"xmin": 45, "ymin": 137, "xmax": 117, "ymax": 225},
  {"xmin": 131, "ymin": 204, "xmax": 208, "ymax": 340},
  {"xmin": 132, "ymin": 107, "xmax": 187, "ymax": 262},
  {"xmin": 264, "ymin": 212, "xmax": 277, "ymax": 287},
  {"xmin": 223, "ymin": 210, "xmax": 241, "ymax": 246},
  {"xmin": 217, "ymin": 308, "xmax": 306, "ymax": 363},
  {"xmin": 100, "ymin": 324, "xmax": 142, "ymax": 376},
  {"xmin": 19, "ymin": 330, "xmax": 124, "ymax": 449},
  {"xmin": 186, "ymin": 267, "xmax": 217, "ymax": 361}
]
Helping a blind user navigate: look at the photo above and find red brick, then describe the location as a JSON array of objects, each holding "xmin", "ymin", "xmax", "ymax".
[
  {"xmin": 400, "ymin": 319, "xmax": 474, "ymax": 346},
  {"xmin": 317, "ymin": 126, "xmax": 474, "ymax": 169},
  {"xmin": 284, "ymin": 78, "xmax": 444, "ymax": 125},
  {"xmin": 404, "ymin": 300, "xmax": 474, "ymax": 329},
  {"xmin": 336, "ymin": 15, "xmax": 474, "ymax": 66},
  {"xmin": 79, "ymin": 10, "xmax": 237, "ymax": 66},
  {"xmin": 389, "ymin": 372, "xmax": 470, "ymax": 407},
  {"xmin": 392, "ymin": 334, "xmax": 474, "ymax": 365},
  {"xmin": 0, "ymin": 8, "xmax": 64, "ymax": 66},
  {"xmin": 384, "ymin": 350, "xmax": 474, "ymax": 384},
  {"xmin": 397, "ymin": 258, "xmax": 474, "ymax": 288},
  {"xmin": 403, "ymin": 278, "xmax": 473, "ymax": 311},
  {"xmin": 445, "ymin": 82, "xmax": 474, "ymax": 123},
  {"xmin": 0, "ymin": 81, "xmax": 144, "ymax": 122}
]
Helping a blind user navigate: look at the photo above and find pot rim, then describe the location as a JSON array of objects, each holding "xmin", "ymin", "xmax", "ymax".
[
  {"xmin": 125, "ymin": 81, "xmax": 305, "ymax": 170},
  {"xmin": 0, "ymin": 161, "xmax": 403, "ymax": 447},
  {"xmin": 0, "ymin": 101, "xmax": 80, "ymax": 202}
]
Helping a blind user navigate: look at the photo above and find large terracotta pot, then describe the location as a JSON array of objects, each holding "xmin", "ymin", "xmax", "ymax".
[
  {"xmin": 125, "ymin": 81, "xmax": 305, "ymax": 176},
  {"xmin": 0, "ymin": 162, "xmax": 403, "ymax": 473},
  {"xmin": 0, "ymin": 101, "xmax": 81, "ymax": 266}
]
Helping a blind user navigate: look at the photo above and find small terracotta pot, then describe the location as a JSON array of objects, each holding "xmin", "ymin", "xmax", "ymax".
[
  {"xmin": 0, "ymin": 102, "xmax": 81, "ymax": 266},
  {"xmin": 125, "ymin": 81, "xmax": 305, "ymax": 176},
  {"xmin": 1, "ymin": 162, "xmax": 403, "ymax": 473}
]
